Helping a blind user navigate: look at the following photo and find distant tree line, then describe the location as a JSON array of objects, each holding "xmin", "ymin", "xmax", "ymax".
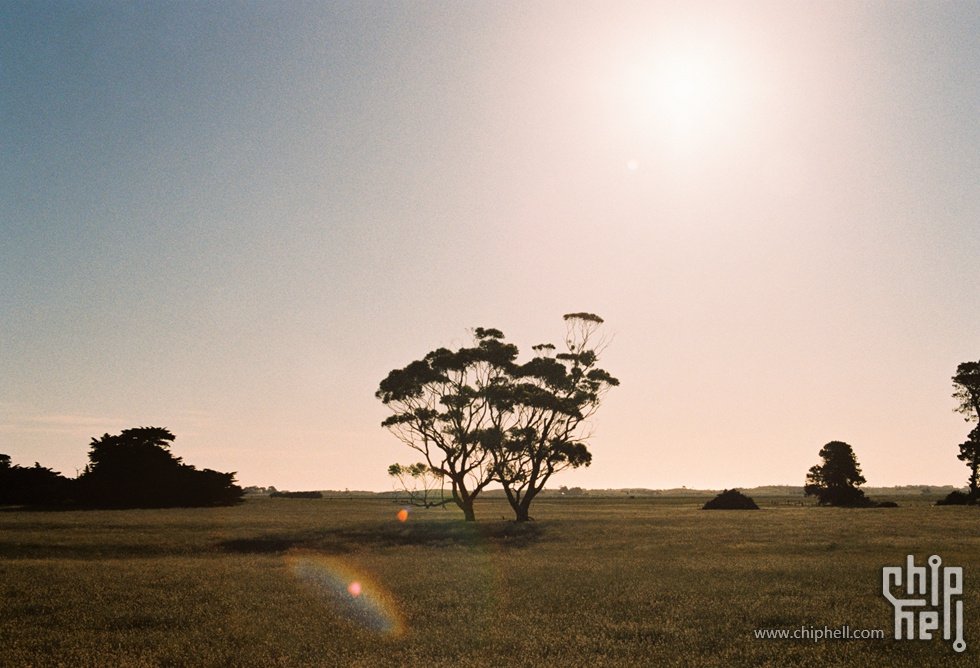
[
  {"xmin": 269, "ymin": 490, "xmax": 323, "ymax": 499},
  {"xmin": 0, "ymin": 427, "xmax": 242, "ymax": 508},
  {"xmin": 242, "ymin": 485, "xmax": 279, "ymax": 495}
]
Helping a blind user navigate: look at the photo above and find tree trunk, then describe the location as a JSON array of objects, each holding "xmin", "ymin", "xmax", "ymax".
[
  {"xmin": 513, "ymin": 491, "xmax": 537, "ymax": 522},
  {"xmin": 450, "ymin": 481, "xmax": 479, "ymax": 521},
  {"xmin": 970, "ymin": 455, "xmax": 979, "ymax": 499},
  {"xmin": 455, "ymin": 495, "xmax": 476, "ymax": 521}
]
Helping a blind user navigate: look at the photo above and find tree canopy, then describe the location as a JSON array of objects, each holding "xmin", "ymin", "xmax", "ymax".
[
  {"xmin": 377, "ymin": 314, "xmax": 617, "ymax": 522},
  {"xmin": 804, "ymin": 441, "xmax": 873, "ymax": 507},
  {"xmin": 952, "ymin": 361, "xmax": 980, "ymax": 422}
]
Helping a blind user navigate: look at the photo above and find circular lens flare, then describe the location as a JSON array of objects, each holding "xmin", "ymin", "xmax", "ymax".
[{"xmin": 289, "ymin": 553, "xmax": 404, "ymax": 636}]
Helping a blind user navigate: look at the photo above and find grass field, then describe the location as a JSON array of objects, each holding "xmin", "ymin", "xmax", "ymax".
[{"xmin": 1, "ymin": 496, "xmax": 976, "ymax": 667}]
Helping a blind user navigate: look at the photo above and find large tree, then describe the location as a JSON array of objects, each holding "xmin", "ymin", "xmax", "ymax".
[
  {"xmin": 492, "ymin": 313, "xmax": 619, "ymax": 522},
  {"xmin": 376, "ymin": 329, "xmax": 518, "ymax": 521},
  {"xmin": 804, "ymin": 441, "xmax": 872, "ymax": 507},
  {"xmin": 74, "ymin": 427, "xmax": 243, "ymax": 508},
  {"xmin": 952, "ymin": 361, "xmax": 980, "ymax": 498},
  {"xmin": 377, "ymin": 315, "xmax": 617, "ymax": 522}
]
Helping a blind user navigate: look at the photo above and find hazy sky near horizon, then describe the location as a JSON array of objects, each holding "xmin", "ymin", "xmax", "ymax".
[{"xmin": 2, "ymin": 2, "xmax": 979, "ymax": 491}]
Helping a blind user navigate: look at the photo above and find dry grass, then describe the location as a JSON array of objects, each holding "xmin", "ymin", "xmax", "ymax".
[{"xmin": 0, "ymin": 497, "xmax": 976, "ymax": 666}]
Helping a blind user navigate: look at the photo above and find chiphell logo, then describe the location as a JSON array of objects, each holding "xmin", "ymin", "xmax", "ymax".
[{"xmin": 882, "ymin": 554, "xmax": 965, "ymax": 653}]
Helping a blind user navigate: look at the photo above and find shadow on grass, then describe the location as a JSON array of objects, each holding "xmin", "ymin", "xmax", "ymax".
[
  {"xmin": 217, "ymin": 520, "xmax": 546, "ymax": 555},
  {"xmin": 0, "ymin": 514, "xmax": 546, "ymax": 559},
  {"xmin": 0, "ymin": 505, "xmax": 82, "ymax": 513}
]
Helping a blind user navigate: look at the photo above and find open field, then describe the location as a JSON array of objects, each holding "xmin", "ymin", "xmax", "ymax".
[{"xmin": 1, "ymin": 497, "xmax": 977, "ymax": 667}]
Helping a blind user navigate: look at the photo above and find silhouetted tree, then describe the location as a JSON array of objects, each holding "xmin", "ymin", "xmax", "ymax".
[
  {"xmin": 952, "ymin": 361, "xmax": 980, "ymax": 499},
  {"xmin": 0, "ymin": 455, "xmax": 71, "ymax": 506},
  {"xmin": 956, "ymin": 425, "xmax": 980, "ymax": 500},
  {"xmin": 952, "ymin": 361, "xmax": 980, "ymax": 420},
  {"xmin": 376, "ymin": 315, "xmax": 617, "ymax": 522},
  {"xmin": 74, "ymin": 427, "xmax": 243, "ymax": 508},
  {"xmin": 377, "ymin": 329, "xmax": 518, "ymax": 521},
  {"xmin": 804, "ymin": 441, "xmax": 872, "ymax": 507},
  {"xmin": 492, "ymin": 313, "xmax": 618, "ymax": 522}
]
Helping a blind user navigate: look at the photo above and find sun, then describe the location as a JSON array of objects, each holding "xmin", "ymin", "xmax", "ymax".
[
  {"xmin": 618, "ymin": 37, "xmax": 750, "ymax": 149},
  {"xmin": 658, "ymin": 51, "xmax": 729, "ymax": 133}
]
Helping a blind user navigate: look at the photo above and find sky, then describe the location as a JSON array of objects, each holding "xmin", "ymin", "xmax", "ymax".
[{"xmin": 2, "ymin": 1, "xmax": 978, "ymax": 492}]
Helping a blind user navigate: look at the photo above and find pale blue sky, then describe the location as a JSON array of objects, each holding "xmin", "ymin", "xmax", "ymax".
[{"xmin": 2, "ymin": 2, "xmax": 978, "ymax": 491}]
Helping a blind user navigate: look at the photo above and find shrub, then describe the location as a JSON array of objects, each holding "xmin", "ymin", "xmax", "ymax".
[
  {"xmin": 702, "ymin": 489, "xmax": 759, "ymax": 510},
  {"xmin": 936, "ymin": 490, "xmax": 975, "ymax": 506}
]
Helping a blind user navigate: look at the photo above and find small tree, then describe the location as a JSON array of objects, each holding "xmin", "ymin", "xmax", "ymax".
[
  {"xmin": 804, "ymin": 441, "xmax": 872, "ymax": 507},
  {"xmin": 388, "ymin": 462, "xmax": 448, "ymax": 508},
  {"xmin": 952, "ymin": 361, "xmax": 980, "ymax": 499}
]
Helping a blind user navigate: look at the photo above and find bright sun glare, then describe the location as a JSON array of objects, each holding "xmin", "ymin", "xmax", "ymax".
[
  {"xmin": 620, "ymin": 37, "xmax": 749, "ymax": 149},
  {"xmin": 660, "ymin": 54, "xmax": 727, "ymax": 128}
]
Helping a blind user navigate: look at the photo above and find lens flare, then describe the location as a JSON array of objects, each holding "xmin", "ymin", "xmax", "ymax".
[
  {"xmin": 397, "ymin": 508, "xmax": 409, "ymax": 522},
  {"xmin": 289, "ymin": 552, "xmax": 404, "ymax": 636}
]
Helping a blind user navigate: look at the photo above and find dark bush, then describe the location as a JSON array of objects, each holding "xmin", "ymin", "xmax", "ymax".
[
  {"xmin": 876, "ymin": 501, "xmax": 899, "ymax": 508},
  {"xmin": 703, "ymin": 489, "xmax": 759, "ymax": 510},
  {"xmin": 0, "ymin": 456, "xmax": 71, "ymax": 506},
  {"xmin": 936, "ymin": 490, "xmax": 975, "ymax": 506}
]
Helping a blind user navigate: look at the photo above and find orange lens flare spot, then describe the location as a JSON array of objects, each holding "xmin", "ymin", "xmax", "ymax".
[
  {"xmin": 348, "ymin": 581, "xmax": 362, "ymax": 597},
  {"xmin": 397, "ymin": 509, "xmax": 409, "ymax": 522}
]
